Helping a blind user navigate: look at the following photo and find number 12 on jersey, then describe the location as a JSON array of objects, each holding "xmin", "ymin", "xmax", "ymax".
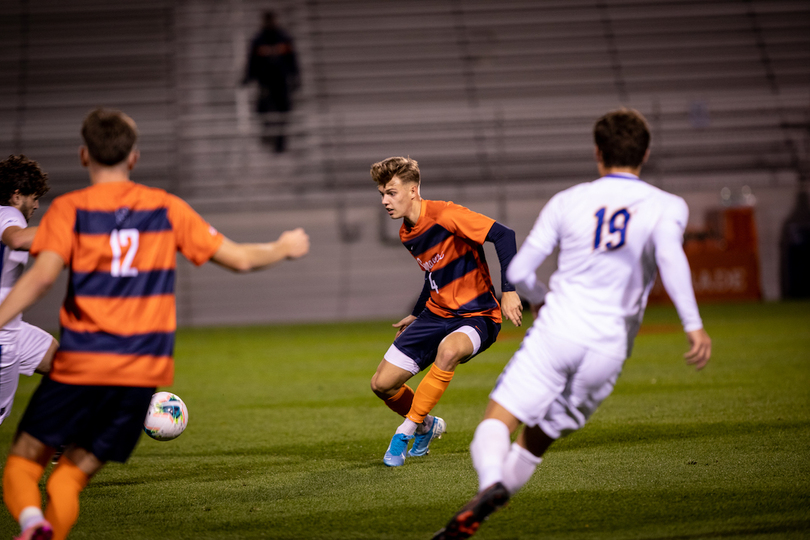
[
  {"xmin": 110, "ymin": 228, "xmax": 140, "ymax": 277},
  {"xmin": 593, "ymin": 207, "xmax": 630, "ymax": 250}
]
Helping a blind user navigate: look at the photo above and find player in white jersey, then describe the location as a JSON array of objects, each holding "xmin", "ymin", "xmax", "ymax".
[
  {"xmin": 0, "ymin": 155, "xmax": 58, "ymax": 425},
  {"xmin": 433, "ymin": 109, "xmax": 712, "ymax": 540}
]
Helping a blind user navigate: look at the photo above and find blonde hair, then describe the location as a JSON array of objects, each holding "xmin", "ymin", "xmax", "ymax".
[{"xmin": 370, "ymin": 156, "xmax": 420, "ymax": 187}]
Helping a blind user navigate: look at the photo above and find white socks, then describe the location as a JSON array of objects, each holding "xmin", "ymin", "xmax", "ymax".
[
  {"xmin": 470, "ymin": 418, "xmax": 512, "ymax": 491},
  {"xmin": 470, "ymin": 418, "xmax": 543, "ymax": 495},
  {"xmin": 396, "ymin": 418, "xmax": 418, "ymax": 437},
  {"xmin": 502, "ymin": 442, "xmax": 542, "ymax": 494},
  {"xmin": 19, "ymin": 506, "xmax": 45, "ymax": 532},
  {"xmin": 397, "ymin": 414, "xmax": 434, "ymax": 437}
]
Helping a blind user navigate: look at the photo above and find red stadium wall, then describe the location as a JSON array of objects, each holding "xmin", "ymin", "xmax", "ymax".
[{"xmin": 649, "ymin": 206, "xmax": 762, "ymax": 303}]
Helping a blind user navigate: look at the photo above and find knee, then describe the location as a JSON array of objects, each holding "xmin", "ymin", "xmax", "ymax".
[
  {"xmin": 434, "ymin": 348, "xmax": 464, "ymax": 371},
  {"xmin": 370, "ymin": 375, "xmax": 397, "ymax": 400},
  {"xmin": 35, "ymin": 339, "xmax": 59, "ymax": 375}
]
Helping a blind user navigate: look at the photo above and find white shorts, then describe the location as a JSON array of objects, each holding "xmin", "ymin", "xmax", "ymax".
[
  {"xmin": 0, "ymin": 323, "xmax": 55, "ymax": 425},
  {"xmin": 385, "ymin": 326, "xmax": 482, "ymax": 375},
  {"xmin": 490, "ymin": 327, "xmax": 624, "ymax": 439}
]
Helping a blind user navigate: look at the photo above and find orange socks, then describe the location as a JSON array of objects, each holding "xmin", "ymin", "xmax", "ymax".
[
  {"xmin": 407, "ymin": 364, "xmax": 454, "ymax": 424},
  {"xmin": 3, "ymin": 455, "xmax": 45, "ymax": 521},
  {"xmin": 384, "ymin": 384, "xmax": 415, "ymax": 417},
  {"xmin": 45, "ymin": 457, "xmax": 90, "ymax": 540}
]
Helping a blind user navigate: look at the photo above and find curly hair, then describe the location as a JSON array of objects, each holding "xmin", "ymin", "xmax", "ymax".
[{"xmin": 0, "ymin": 155, "xmax": 51, "ymax": 206}]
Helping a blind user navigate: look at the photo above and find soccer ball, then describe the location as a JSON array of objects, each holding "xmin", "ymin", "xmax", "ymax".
[{"xmin": 143, "ymin": 392, "xmax": 189, "ymax": 441}]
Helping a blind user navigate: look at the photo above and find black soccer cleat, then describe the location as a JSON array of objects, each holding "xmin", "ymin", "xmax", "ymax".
[{"xmin": 431, "ymin": 482, "xmax": 510, "ymax": 540}]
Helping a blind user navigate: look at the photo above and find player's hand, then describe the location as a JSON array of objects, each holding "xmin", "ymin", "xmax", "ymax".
[
  {"xmin": 684, "ymin": 328, "xmax": 711, "ymax": 370},
  {"xmin": 501, "ymin": 291, "xmax": 523, "ymax": 327},
  {"xmin": 393, "ymin": 315, "xmax": 417, "ymax": 338},
  {"xmin": 278, "ymin": 228, "xmax": 309, "ymax": 259}
]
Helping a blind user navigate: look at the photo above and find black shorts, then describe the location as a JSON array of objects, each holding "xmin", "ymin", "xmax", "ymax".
[
  {"xmin": 391, "ymin": 310, "xmax": 501, "ymax": 373},
  {"xmin": 18, "ymin": 376, "xmax": 155, "ymax": 463}
]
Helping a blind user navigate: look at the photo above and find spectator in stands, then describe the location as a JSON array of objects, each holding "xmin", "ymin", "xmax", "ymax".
[{"xmin": 243, "ymin": 10, "xmax": 300, "ymax": 153}]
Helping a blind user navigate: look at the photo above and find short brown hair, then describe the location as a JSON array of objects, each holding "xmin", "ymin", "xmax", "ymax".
[
  {"xmin": 370, "ymin": 156, "xmax": 420, "ymax": 187},
  {"xmin": 593, "ymin": 108, "xmax": 650, "ymax": 168},
  {"xmin": 0, "ymin": 155, "xmax": 50, "ymax": 206},
  {"xmin": 81, "ymin": 108, "xmax": 138, "ymax": 166}
]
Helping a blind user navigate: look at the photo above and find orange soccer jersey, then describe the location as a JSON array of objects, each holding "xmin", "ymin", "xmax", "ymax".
[
  {"xmin": 401, "ymin": 199, "xmax": 501, "ymax": 323},
  {"xmin": 30, "ymin": 181, "xmax": 224, "ymax": 387}
]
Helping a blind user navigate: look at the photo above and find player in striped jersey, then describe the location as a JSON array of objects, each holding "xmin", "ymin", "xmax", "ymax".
[
  {"xmin": 369, "ymin": 157, "xmax": 523, "ymax": 467},
  {"xmin": 0, "ymin": 155, "xmax": 58, "ymax": 427},
  {"xmin": 0, "ymin": 108, "xmax": 310, "ymax": 540},
  {"xmin": 433, "ymin": 109, "xmax": 712, "ymax": 539}
]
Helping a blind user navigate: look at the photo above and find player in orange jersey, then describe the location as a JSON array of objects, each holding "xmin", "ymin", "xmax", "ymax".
[
  {"xmin": 370, "ymin": 156, "xmax": 523, "ymax": 467},
  {"xmin": 0, "ymin": 108, "xmax": 310, "ymax": 540}
]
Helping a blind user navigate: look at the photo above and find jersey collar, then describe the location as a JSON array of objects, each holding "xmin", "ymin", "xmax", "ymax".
[{"xmin": 602, "ymin": 173, "xmax": 640, "ymax": 180}]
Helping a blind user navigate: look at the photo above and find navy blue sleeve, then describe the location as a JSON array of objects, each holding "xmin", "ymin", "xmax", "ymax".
[
  {"xmin": 411, "ymin": 272, "xmax": 432, "ymax": 316},
  {"xmin": 486, "ymin": 222, "xmax": 517, "ymax": 293}
]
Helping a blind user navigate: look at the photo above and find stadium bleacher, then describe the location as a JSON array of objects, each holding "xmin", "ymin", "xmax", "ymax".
[
  {"xmin": 2, "ymin": 0, "xmax": 808, "ymax": 206},
  {"xmin": 1, "ymin": 0, "xmax": 808, "ymax": 325}
]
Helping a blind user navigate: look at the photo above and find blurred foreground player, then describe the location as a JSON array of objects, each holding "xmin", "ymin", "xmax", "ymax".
[
  {"xmin": 0, "ymin": 155, "xmax": 58, "ymax": 427},
  {"xmin": 1, "ymin": 108, "xmax": 310, "ymax": 540},
  {"xmin": 433, "ymin": 109, "xmax": 711, "ymax": 539},
  {"xmin": 369, "ymin": 156, "xmax": 523, "ymax": 467}
]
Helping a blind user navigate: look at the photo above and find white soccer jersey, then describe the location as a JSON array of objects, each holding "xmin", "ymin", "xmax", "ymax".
[
  {"xmin": 0, "ymin": 205, "xmax": 30, "ymax": 335},
  {"xmin": 507, "ymin": 173, "xmax": 703, "ymax": 359}
]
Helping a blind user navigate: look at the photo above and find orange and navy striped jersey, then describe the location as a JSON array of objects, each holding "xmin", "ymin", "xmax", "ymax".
[
  {"xmin": 30, "ymin": 181, "xmax": 224, "ymax": 387},
  {"xmin": 401, "ymin": 199, "xmax": 501, "ymax": 323}
]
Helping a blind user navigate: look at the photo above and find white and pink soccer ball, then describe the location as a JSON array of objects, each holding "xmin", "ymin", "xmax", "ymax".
[{"xmin": 143, "ymin": 392, "xmax": 189, "ymax": 441}]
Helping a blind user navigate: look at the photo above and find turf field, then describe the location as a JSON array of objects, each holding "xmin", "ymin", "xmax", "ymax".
[{"xmin": 1, "ymin": 301, "xmax": 808, "ymax": 539}]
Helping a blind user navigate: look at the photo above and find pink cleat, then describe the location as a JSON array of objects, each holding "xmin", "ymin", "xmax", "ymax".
[{"xmin": 14, "ymin": 521, "xmax": 53, "ymax": 540}]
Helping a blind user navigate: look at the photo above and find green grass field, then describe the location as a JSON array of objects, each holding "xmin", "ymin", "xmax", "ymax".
[{"xmin": 1, "ymin": 301, "xmax": 808, "ymax": 539}]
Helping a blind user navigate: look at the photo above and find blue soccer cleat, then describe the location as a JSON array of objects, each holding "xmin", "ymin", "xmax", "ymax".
[
  {"xmin": 383, "ymin": 433, "xmax": 413, "ymax": 467},
  {"xmin": 409, "ymin": 416, "xmax": 447, "ymax": 457}
]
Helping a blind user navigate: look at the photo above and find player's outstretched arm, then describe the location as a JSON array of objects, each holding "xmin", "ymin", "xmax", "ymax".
[
  {"xmin": 0, "ymin": 250, "xmax": 63, "ymax": 329},
  {"xmin": 684, "ymin": 328, "xmax": 711, "ymax": 370},
  {"xmin": 211, "ymin": 228, "xmax": 309, "ymax": 272},
  {"xmin": 1, "ymin": 225, "xmax": 37, "ymax": 251},
  {"xmin": 500, "ymin": 291, "xmax": 523, "ymax": 327}
]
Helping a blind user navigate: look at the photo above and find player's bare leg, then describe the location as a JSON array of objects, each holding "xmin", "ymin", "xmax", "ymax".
[
  {"xmin": 406, "ymin": 333, "xmax": 472, "ymax": 457},
  {"xmin": 371, "ymin": 360, "xmax": 419, "ymax": 466},
  {"xmin": 384, "ymin": 332, "xmax": 473, "ymax": 466},
  {"xmin": 405, "ymin": 331, "xmax": 472, "ymax": 428},
  {"xmin": 370, "ymin": 360, "xmax": 413, "ymax": 406},
  {"xmin": 34, "ymin": 338, "xmax": 58, "ymax": 375},
  {"xmin": 433, "ymin": 401, "xmax": 552, "ymax": 539}
]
